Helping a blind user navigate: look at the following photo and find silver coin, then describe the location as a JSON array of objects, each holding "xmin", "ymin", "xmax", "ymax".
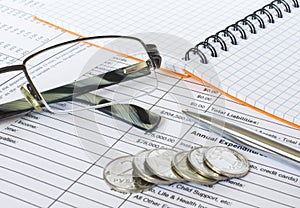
[
  {"xmin": 145, "ymin": 148, "xmax": 184, "ymax": 182},
  {"xmin": 188, "ymin": 147, "xmax": 227, "ymax": 181},
  {"xmin": 103, "ymin": 155, "xmax": 154, "ymax": 193},
  {"xmin": 204, "ymin": 146, "xmax": 250, "ymax": 178},
  {"xmin": 132, "ymin": 150, "xmax": 171, "ymax": 185},
  {"xmin": 172, "ymin": 151, "xmax": 217, "ymax": 185}
]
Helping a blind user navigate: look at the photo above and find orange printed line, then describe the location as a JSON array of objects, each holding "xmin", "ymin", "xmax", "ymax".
[
  {"xmin": 160, "ymin": 68, "xmax": 190, "ymax": 78},
  {"xmin": 34, "ymin": 16, "xmax": 83, "ymax": 38},
  {"xmin": 184, "ymin": 70, "xmax": 300, "ymax": 129}
]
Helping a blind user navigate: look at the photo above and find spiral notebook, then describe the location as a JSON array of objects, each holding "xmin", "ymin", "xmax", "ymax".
[{"xmin": 36, "ymin": 0, "xmax": 300, "ymax": 128}]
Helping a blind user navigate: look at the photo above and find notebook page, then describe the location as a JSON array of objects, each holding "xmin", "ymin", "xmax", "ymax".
[
  {"xmin": 39, "ymin": 0, "xmax": 272, "ymax": 39},
  {"xmin": 37, "ymin": 0, "xmax": 300, "ymax": 126},
  {"xmin": 198, "ymin": 6, "xmax": 300, "ymax": 125}
]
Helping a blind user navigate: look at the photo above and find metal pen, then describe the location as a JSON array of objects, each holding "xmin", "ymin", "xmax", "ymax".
[{"xmin": 182, "ymin": 110, "xmax": 300, "ymax": 168}]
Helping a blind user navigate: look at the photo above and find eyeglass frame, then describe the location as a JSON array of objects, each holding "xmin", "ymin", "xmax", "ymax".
[{"xmin": 0, "ymin": 35, "xmax": 162, "ymax": 115}]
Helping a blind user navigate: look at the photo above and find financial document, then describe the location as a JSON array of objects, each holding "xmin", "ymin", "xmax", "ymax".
[{"xmin": 0, "ymin": 1, "xmax": 299, "ymax": 208}]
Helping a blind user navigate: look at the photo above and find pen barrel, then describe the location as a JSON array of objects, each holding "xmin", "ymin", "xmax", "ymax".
[
  {"xmin": 221, "ymin": 123, "xmax": 300, "ymax": 168},
  {"xmin": 185, "ymin": 111, "xmax": 300, "ymax": 168}
]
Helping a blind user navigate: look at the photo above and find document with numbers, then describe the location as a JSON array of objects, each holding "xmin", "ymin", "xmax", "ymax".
[{"xmin": 0, "ymin": 1, "xmax": 299, "ymax": 208}]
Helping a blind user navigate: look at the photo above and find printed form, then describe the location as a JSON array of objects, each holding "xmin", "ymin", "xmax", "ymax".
[{"xmin": 0, "ymin": 1, "xmax": 299, "ymax": 208}]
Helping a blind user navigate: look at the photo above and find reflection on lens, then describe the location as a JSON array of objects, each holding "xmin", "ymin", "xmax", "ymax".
[{"xmin": 24, "ymin": 37, "xmax": 157, "ymax": 112}]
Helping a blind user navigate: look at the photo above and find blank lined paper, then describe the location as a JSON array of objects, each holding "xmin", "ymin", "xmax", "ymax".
[{"xmin": 37, "ymin": 0, "xmax": 300, "ymax": 125}]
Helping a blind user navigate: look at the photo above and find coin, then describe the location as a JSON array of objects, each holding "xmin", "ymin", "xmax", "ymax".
[
  {"xmin": 103, "ymin": 155, "xmax": 154, "ymax": 193},
  {"xmin": 204, "ymin": 146, "xmax": 250, "ymax": 178},
  {"xmin": 132, "ymin": 150, "xmax": 171, "ymax": 184},
  {"xmin": 145, "ymin": 148, "xmax": 184, "ymax": 182},
  {"xmin": 171, "ymin": 151, "xmax": 217, "ymax": 185},
  {"xmin": 188, "ymin": 147, "xmax": 227, "ymax": 181}
]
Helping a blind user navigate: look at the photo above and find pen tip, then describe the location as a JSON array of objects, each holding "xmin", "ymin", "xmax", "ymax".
[
  {"xmin": 182, "ymin": 109, "xmax": 207, "ymax": 121},
  {"xmin": 182, "ymin": 109, "xmax": 196, "ymax": 116},
  {"xmin": 182, "ymin": 109, "xmax": 189, "ymax": 114}
]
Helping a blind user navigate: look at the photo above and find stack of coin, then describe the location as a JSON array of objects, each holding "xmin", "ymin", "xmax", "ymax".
[{"xmin": 103, "ymin": 146, "xmax": 250, "ymax": 193}]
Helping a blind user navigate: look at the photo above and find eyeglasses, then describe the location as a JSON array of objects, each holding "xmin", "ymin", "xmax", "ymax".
[{"xmin": 0, "ymin": 35, "xmax": 162, "ymax": 131}]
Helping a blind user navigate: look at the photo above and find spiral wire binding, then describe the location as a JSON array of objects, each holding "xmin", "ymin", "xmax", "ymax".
[{"xmin": 185, "ymin": 0, "xmax": 299, "ymax": 64}]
